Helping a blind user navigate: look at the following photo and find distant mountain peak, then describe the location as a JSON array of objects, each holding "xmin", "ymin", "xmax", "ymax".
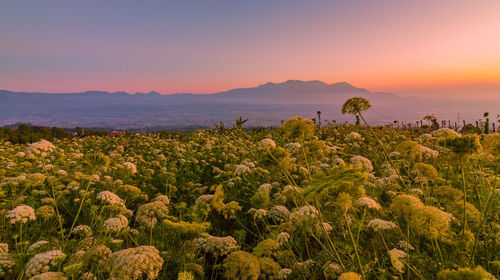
[
  {"xmin": 255, "ymin": 80, "xmax": 366, "ymax": 94},
  {"xmin": 259, "ymin": 79, "xmax": 329, "ymax": 88}
]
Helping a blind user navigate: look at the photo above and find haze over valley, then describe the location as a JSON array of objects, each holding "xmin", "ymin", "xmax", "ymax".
[{"xmin": 1, "ymin": 80, "xmax": 498, "ymax": 129}]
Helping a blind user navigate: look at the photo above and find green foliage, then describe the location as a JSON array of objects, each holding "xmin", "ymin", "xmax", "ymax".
[
  {"xmin": 305, "ymin": 165, "xmax": 368, "ymax": 203},
  {"xmin": 440, "ymin": 134, "xmax": 482, "ymax": 156},
  {"xmin": 437, "ymin": 266, "xmax": 496, "ymax": 280},
  {"xmin": 279, "ymin": 116, "xmax": 315, "ymax": 142},
  {"xmin": 0, "ymin": 115, "xmax": 498, "ymax": 279},
  {"xmin": 341, "ymin": 97, "xmax": 371, "ymax": 115},
  {"xmin": 224, "ymin": 251, "xmax": 260, "ymax": 280}
]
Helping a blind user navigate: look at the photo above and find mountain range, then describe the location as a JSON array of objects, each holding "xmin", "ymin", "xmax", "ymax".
[{"xmin": 1, "ymin": 80, "xmax": 498, "ymax": 129}]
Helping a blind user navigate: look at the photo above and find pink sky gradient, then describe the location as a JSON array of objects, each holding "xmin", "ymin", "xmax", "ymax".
[{"xmin": 1, "ymin": 1, "xmax": 499, "ymax": 99}]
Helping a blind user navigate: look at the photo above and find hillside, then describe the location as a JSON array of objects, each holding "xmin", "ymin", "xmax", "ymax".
[{"xmin": 1, "ymin": 80, "xmax": 498, "ymax": 129}]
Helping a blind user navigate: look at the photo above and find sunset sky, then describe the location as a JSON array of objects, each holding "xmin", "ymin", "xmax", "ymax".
[{"xmin": 1, "ymin": 0, "xmax": 499, "ymax": 99}]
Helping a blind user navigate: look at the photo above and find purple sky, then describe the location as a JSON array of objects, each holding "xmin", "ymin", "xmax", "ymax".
[{"xmin": 1, "ymin": 0, "xmax": 499, "ymax": 99}]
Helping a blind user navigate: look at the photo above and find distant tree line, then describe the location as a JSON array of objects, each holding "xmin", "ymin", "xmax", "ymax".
[{"xmin": 0, "ymin": 124, "xmax": 108, "ymax": 144}]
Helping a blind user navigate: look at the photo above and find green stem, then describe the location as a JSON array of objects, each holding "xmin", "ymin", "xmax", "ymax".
[
  {"xmin": 469, "ymin": 170, "xmax": 498, "ymax": 265},
  {"xmin": 460, "ymin": 160, "xmax": 467, "ymax": 234},
  {"xmin": 345, "ymin": 213, "xmax": 366, "ymax": 279},
  {"xmin": 68, "ymin": 168, "xmax": 97, "ymax": 237},
  {"xmin": 359, "ymin": 113, "xmax": 410, "ymax": 192}
]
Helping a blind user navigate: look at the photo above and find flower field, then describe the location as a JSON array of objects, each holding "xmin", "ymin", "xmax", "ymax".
[{"xmin": 0, "ymin": 111, "xmax": 499, "ymax": 279}]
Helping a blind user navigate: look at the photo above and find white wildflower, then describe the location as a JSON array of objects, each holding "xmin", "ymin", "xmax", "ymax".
[
  {"xmin": 278, "ymin": 268, "xmax": 292, "ymax": 279},
  {"xmin": 355, "ymin": 197, "xmax": 381, "ymax": 210},
  {"xmin": 123, "ymin": 162, "xmax": 137, "ymax": 174},
  {"xmin": 103, "ymin": 218, "xmax": 126, "ymax": 233},
  {"xmin": 259, "ymin": 138, "xmax": 276, "ymax": 149},
  {"xmin": 29, "ymin": 272, "xmax": 67, "ymax": 280},
  {"xmin": 388, "ymin": 248, "xmax": 407, "ymax": 273},
  {"xmin": 96, "ymin": 191, "xmax": 125, "ymax": 206},
  {"xmin": 6, "ymin": 205, "xmax": 36, "ymax": 224},
  {"xmin": 276, "ymin": 232, "xmax": 290, "ymax": 246},
  {"xmin": 268, "ymin": 205, "xmax": 291, "ymax": 223},
  {"xmin": 26, "ymin": 140, "xmax": 56, "ymax": 156},
  {"xmin": 291, "ymin": 205, "xmax": 318, "ymax": 224},
  {"xmin": 0, "ymin": 243, "xmax": 8, "ymax": 255},
  {"xmin": 367, "ymin": 219, "xmax": 398, "ymax": 231},
  {"xmin": 71, "ymin": 225, "xmax": 93, "ymax": 237},
  {"xmin": 345, "ymin": 131, "xmax": 362, "ymax": 142},
  {"xmin": 317, "ymin": 222, "xmax": 333, "ymax": 233},
  {"xmin": 106, "ymin": 246, "xmax": 164, "ymax": 280},
  {"xmin": 253, "ymin": 209, "xmax": 267, "ymax": 220},
  {"xmin": 285, "ymin": 142, "xmax": 301, "ymax": 152},
  {"xmin": 350, "ymin": 156, "xmax": 373, "ymax": 172},
  {"xmin": 136, "ymin": 201, "xmax": 169, "ymax": 228},
  {"xmin": 234, "ymin": 165, "xmax": 251, "ymax": 176},
  {"xmin": 397, "ymin": 240, "xmax": 414, "ymax": 251},
  {"xmin": 323, "ymin": 261, "xmax": 342, "ymax": 279},
  {"xmin": 421, "ymin": 146, "xmax": 439, "ymax": 159},
  {"xmin": 258, "ymin": 183, "xmax": 272, "ymax": 192},
  {"xmin": 152, "ymin": 195, "xmax": 170, "ymax": 206},
  {"xmin": 25, "ymin": 250, "xmax": 66, "ymax": 278},
  {"xmin": 196, "ymin": 235, "xmax": 237, "ymax": 257}
]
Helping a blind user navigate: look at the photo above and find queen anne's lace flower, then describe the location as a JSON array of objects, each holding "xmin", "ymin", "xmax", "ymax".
[
  {"xmin": 26, "ymin": 140, "xmax": 56, "ymax": 155},
  {"xmin": 106, "ymin": 246, "xmax": 164, "ymax": 280},
  {"xmin": 323, "ymin": 262, "xmax": 342, "ymax": 279},
  {"xmin": 25, "ymin": 250, "xmax": 66, "ymax": 278},
  {"xmin": 196, "ymin": 235, "xmax": 237, "ymax": 257},
  {"xmin": 355, "ymin": 197, "xmax": 381, "ymax": 210},
  {"xmin": 285, "ymin": 142, "xmax": 301, "ymax": 152},
  {"xmin": 259, "ymin": 138, "xmax": 276, "ymax": 149},
  {"xmin": 253, "ymin": 209, "xmax": 267, "ymax": 220},
  {"xmin": 234, "ymin": 165, "xmax": 251, "ymax": 176},
  {"xmin": 276, "ymin": 232, "xmax": 290, "ymax": 246},
  {"xmin": 258, "ymin": 183, "xmax": 272, "ymax": 192},
  {"xmin": 136, "ymin": 201, "xmax": 169, "ymax": 228},
  {"xmin": 388, "ymin": 248, "xmax": 407, "ymax": 273},
  {"xmin": 0, "ymin": 243, "xmax": 8, "ymax": 255},
  {"xmin": 83, "ymin": 245, "xmax": 112, "ymax": 269},
  {"xmin": 421, "ymin": 146, "xmax": 439, "ymax": 159},
  {"xmin": 6, "ymin": 205, "xmax": 36, "ymax": 224},
  {"xmin": 0, "ymin": 255, "xmax": 16, "ymax": 278},
  {"xmin": 152, "ymin": 195, "xmax": 170, "ymax": 206},
  {"xmin": 71, "ymin": 225, "xmax": 93, "ymax": 237},
  {"xmin": 104, "ymin": 218, "xmax": 126, "ymax": 233},
  {"xmin": 345, "ymin": 131, "xmax": 362, "ymax": 142},
  {"xmin": 278, "ymin": 268, "xmax": 292, "ymax": 279},
  {"xmin": 317, "ymin": 222, "xmax": 333, "ymax": 233},
  {"xmin": 96, "ymin": 191, "xmax": 124, "ymax": 206},
  {"xmin": 350, "ymin": 156, "xmax": 373, "ymax": 172},
  {"xmin": 397, "ymin": 240, "xmax": 414, "ymax": 251},
  {"xmin": 367, "ymin": 219, "xmax": 398, "ymax": 231},
  {"xmin": 28, "ymin": 271, "xmax": 67, "ymax": 280},
  {"xmin": 122, "ymin": 162, "xmax": 137, "ymax": 174},
  {"xmin": 290, "ymin": 205, "xmax": 318, "ymax": 224}
]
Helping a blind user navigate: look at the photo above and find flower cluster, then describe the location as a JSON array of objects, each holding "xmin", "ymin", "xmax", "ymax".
[
  {"xmin": 106, "ymin": 246, "xmax": 164, "ymax": 280},
  {"xmin": 25, "ymin": 250, "xmax": 66, "ymax": 278},
  {"xmin": 196, "ymin": 235, "xmax": 237, "ymax": 257},
  {"xmin": 6, "ymin": 205, "xmax": 36, "ymax": 224}
]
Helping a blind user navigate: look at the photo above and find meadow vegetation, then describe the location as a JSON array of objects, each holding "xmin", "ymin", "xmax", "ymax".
[{"xmin": 0, "ymin": 98, "xmax": 499, "ymax": 279}]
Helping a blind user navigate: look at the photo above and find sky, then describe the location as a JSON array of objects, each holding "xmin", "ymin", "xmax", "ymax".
[{"xmin": 1, "ymin": 0, "xmax": 500, "ymax": 99}]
